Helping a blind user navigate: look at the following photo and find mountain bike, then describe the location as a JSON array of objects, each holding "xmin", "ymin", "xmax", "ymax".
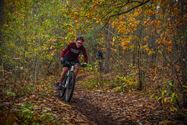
[{"xmin": 58, "ymin": 61, "xmax": 86, "ymax": 102}]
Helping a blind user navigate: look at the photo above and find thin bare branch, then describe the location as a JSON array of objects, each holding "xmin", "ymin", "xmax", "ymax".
[{"xmin": 108, "ymin": 0, "xmax": 150, "ymax": 18}]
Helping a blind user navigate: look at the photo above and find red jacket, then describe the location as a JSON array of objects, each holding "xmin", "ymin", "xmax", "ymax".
[{"xmin": 61, "ymin": 42, "xmax": 88, "ymax": 63}]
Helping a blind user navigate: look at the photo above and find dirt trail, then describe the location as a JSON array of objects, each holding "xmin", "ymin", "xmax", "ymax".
[
  {"xmin": 1, "ymin": 74, "xmax": 186, "ymax": 125},
  {"xmin": 69, "ymin": 74, "xmax": 186, "ymax": 125},
  {"xmin": 67, "ymin": 74, "xmax": 163, "ymax": 125},
  {"xmin": 70, "ymin": 85, "xmax": 158, "ymax": 125}
]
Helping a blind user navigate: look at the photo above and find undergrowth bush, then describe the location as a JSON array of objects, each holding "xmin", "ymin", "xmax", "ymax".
[
  {"xmin": 112, "ymin": 73, "xmax": 137, "ymax": 92},
  {"xmin": 151, "ymin": 80, "xmax": 179, "ymax": 112},
  {"xmin": 17, "ymin": 102, "xmax": 57, "ymax": 125}
]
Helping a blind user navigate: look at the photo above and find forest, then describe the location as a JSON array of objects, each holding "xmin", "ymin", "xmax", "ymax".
[{"xmin": 0, "ymin": 0, "xmax": 187, "ymax": 125}]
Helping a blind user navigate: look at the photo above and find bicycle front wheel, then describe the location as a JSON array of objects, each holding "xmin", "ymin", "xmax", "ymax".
[{"xmin": 64, "ymin": 73, "xmax": 75, "ymax": 102}]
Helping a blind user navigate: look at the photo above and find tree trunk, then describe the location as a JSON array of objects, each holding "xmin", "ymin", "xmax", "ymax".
[
  {"xmin": 137, "ymin": 38, "xmax": 142, "ymax": 90},
  {"xmin": 0, "ymin": 0, "xmax": 4, "ymax": 56},
  {"xmin": 132, "ymin": 48, "xmax": 136, "ymax": 66},
  {"xmin": 136, "ymin": 11, "xmax": 145, "ymax": 90},
  {"xmin": 0, "ymin": 0, "xmax": 4, "ymax": 78},
  {"xmin": 104, "ymin": 25, "xmax": 112, "ymax": 73},
  {"xmin": 0, "ymin": 0, "xmax": 3, "ymax": 24},
  {"xmin": 177, "ymin": 0, "xmax": 187, "ymax": 108},
  {"xmin": 181, "ymin": 40, "xmax": 187, "ymax": 107}
]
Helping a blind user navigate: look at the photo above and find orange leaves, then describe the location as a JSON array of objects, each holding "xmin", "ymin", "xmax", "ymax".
[
  {"xmin": 111, "ymin": 7, "xmax": 142, "ymax": 35},
  {"xmin": 142, "ymin": 45, "xmax": 155, "ymax": 56},
  {"xmin": 145, "ymin": 9, "xmax": 155, "ymax": 16},
  {"xmin": 172, "ymin": 7, "xmax": 180, "ymax": 15},
  {"xmin": 121, "ymin": 41, "xmax": 129, "ymax": 47},
  {"xmin": 86, "ymin": 12, "xmax": 94, "ymax": 19},
  {"xmin": 157, "ymin": 35, "xmax": 173, "ymax": 52},
  {"xmin": 151, "ymin": 0, "xmax": 160, "ymax": 2},
  {"xmin": 111, "ymin": 9, "xmax": 142, "ymax": 50},
  {"xmin": 48, "ymin": 38, "xmax": 57, "ymax": 43},
  {"xmin": 120, "ymin": 36, "xmax": 132, "ymax": 49},
  {"xmin": 72, "ymin": 11, "xmax": 79, "ymax": 21},
  {"xmin": 144, "ymin": 18, "xmax": 161, "ymax": 27}
]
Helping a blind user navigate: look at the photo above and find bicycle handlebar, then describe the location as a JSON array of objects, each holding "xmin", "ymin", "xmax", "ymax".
[
  {"xmin": 64, "ymin": 60, "xmax": 87, "ymax": 67},
  {"xmin": 80, "ymin": 63, "xmax": 87, "ymax": 67}
]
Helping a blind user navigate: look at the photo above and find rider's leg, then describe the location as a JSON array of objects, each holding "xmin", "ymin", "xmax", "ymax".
[
  {"xmin": 74, "ymin": 64, "xmax": 80, "ymax": 78},
  {"xmin": 59, "ymin": 67, "xmax": 69, "ymax": 83}
]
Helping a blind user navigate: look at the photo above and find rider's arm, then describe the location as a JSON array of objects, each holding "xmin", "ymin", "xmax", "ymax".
[{"xmin": 61, "ymin": 43, "xmax": 72, "ymax": 58}]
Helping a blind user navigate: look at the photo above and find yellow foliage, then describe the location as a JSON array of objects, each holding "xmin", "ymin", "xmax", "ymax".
[
  {"xmin": 121, "ymin": 41, "xmax": 129, "ymax": 47},
  {"xmin": 145, "ymin": 10, "xmax": 155, "ymax": 16}
]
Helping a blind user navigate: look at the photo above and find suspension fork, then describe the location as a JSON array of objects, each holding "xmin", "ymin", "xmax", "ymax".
[{"xmin": 64, "ymin": 66, "xmax": 75, "ymax": 88}]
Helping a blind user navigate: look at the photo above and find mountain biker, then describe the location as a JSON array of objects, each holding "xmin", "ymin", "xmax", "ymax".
[{"xmin": 56, "ymin": 36, "xmax": 88, "ymax": 89}]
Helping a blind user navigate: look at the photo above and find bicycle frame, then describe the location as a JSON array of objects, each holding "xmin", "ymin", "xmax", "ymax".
[{"xmin": 59, "ymin": 62, "xmax": 86, "ymax": 102}]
